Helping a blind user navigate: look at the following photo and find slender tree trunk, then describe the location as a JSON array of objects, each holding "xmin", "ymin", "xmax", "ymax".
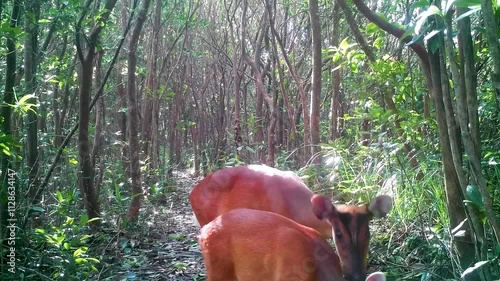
[
  {"xmin": 75, "ymin": 0, "xmax": 118, "ymax": 227},
  {"xmin": 116, "ymin": 60, "xmax": 129, "ymax": 175},
  {"xmin": 1, "ymin": 0, "xmax": 21, "ymax": 268},
  {"xmin": 25, "ymin": 0, "xmax": 41, "ymax": 205},
  {"xmin": 458, "ymin": 8, "xmax": 500, "ymax": 245},
  {"xmin": 428, "ymin": 34, "xmax": 476, "ymax": 269},
  {"xmin": 255, "ymin": 82, "xmax": 265, "ymax": 163},
  {"xmin": 150, "ymin": 92, "xmax": 160, "ymax": 174},
  {"xmin": 271, "ymin": 24, "xmax": 310, "ymax": 162},
  {"xmin": 117, "ymin": 0, "xmax": 130, "ymax": 178},
  {"xmin": 244, "ymin": 43, "xmax": 277, "ymax": 165},
  {"xmin": 330, "ymin": 3, "xmax": 341, "ymax": 141},
  {"xmin": 268, "ymin": 5, "xmax": 297, "ymax": 149},
  {"xmin": 456, "ymin": 11, "xmax": 488, "ymax": 258},
  {"xmin": 445, "ymin": 11, "xmax": 487, "ymax": 280},
  {"xmin": 168, "ymin": 100, "xmax": 176, "ymax": 176},
  {"xmin": 309, "ymin": 0, "xmax": 321, "ymax": 164},
  {"xmin": 481, "ymin": 0, "xmax": 500, "ymax": 107},
  {"xmin": 77, "ymin": 54, "xmax": 101, "ymax": 224},
  {"xmin": 53, "ymin": 36, "xmax": 69, "ymax": 148},
  {"xmin": 91, "ymin": 51, "xmax": 105, "ymax": 195},
  {"xmin": 142, "ymin": 0, "xmax": 161, "ymax": 173},
  {"xmin": 127, "ymin": 0, "xmax": 151, "ymax": 222},
  {"xmin": 232, "ymin": 1, "xmax": 246, "ymax": 153},
  {"xmin": 143, "ymin": 0, "xmax": 162, "ymax": 181}
]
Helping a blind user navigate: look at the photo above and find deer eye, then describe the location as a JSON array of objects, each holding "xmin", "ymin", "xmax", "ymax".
[{"xmin": 335, "ymin": 231, "xmax": 343, "ymax": 240}]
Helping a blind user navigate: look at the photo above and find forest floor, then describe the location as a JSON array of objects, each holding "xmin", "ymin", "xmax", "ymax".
[{"xmin": 109, "ymin": 170, "xmax": 206, "ymax": 281}]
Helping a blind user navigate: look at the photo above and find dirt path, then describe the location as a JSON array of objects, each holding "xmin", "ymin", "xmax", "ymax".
[
  {"xmin": 155, "ymin": 171, "xmax": 205, "ymax": 280},
  {"xmin": 110, "ymin": 170, "xmax": 205, "ymax": 280}
]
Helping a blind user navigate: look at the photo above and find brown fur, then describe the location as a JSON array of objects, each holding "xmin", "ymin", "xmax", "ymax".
[
  {"xmin": 190, "ymin": 165, "xmax": 332, "ymax": 238},
  {"xmin": 199, "ymin": 209, "xmax": 344, "ymax": 281},
  {"xmin": 191, "ymin": 165, "xmax": 393, "ymax": 281},
  {"xmin": 311, "ymin": 195, "xmax": 392, "ymax": 281}
]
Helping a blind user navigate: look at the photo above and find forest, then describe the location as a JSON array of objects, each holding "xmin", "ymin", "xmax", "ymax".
[{"xmin": 1, "ymin": 0, "xmax": 499, "ymax": 280}]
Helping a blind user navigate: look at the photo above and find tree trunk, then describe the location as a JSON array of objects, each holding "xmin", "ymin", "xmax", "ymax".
[
  {"xmin": 91, "ymin": 50, "xmax": 105, "ymax": 196},
  {"xmin": 427, "ymin": 34, "xmax": 476, "ymax": 270},
  {"xmin": 268, "ymin": 5, "xmax": 297, "ymax": 150},
  {"xmin": 117, "ymin": 0, "xmax": 129, "ymax": 178},
  {"xmin": 142, "ymin": 0, "xmax": 161, "ymax": 175},
  {"xmin": 25, "ymin": 0, "xmax": 41, "ymax": 206},
  {"xmin": 481, "ymin": 0, "xmax": 500, "ymax": 107},
  {"xmin": 253, "ymin": 64, "xmax": 266, "ymax": 163},
  {"xmin": 455, "ymin": 12, "xmax": 489, "ymax": 260},
  {"xmin": 116, "ymin": 60, "xmax": 129, "ymax": 176},
  {"xmin": 127, "ymin": 0, "xmax": 151, "ymax": 222},
  {"xmin": 77, "ymin": 52, "xmax": 101, "ymax": 224},
  {"xmin": 1, "ymin": 0, "xmax": 21, "ymax": 267},
  {"xmin": 53, "ymin": 36, "xmax": 70, "ymax": 149},
  {"xmin": 232, "ymin": 1, "xmax": 246, "ymax": 153},
  {"xmin": 75, "ymin": 0, "xmax": 118, "ymax": 227},
  {"xmin": 444, "ymin": 10, "xmax": 487, "ymax": 280},
  {"xmin": 309, "ymin": 0, "xmax": 322, "ymax": 164},
  {"xmin": 330, "ymin": 3, "xmax": 342, "ymax": 141},
  {"xmin": 271, "ymin": 24, "xmax": 310, "ymax": 162}
]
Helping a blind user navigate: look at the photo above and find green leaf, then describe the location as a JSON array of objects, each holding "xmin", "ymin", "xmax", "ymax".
[
  {"xmin": 169, "ymin": 233, "xmax": 186, "ymax": 240},
  {"xmin": 411, "ymin": 0, "xmax": 430, "ymax": 9},
  {"xmin": 56, "ymin": 190, "xmax": 63, "ymax": 203},
  {"xmin": 400, "ymin": 26, "xmax": 415, "ymax": 41},
  {"xmin": 332, "ymin": 52, "xmax": 342, "ymax": 63},
  {"xmin": 79, "ymin": 214, "xmax": 89, "ymax": 226},
  {"xmin": 65, "ymin": 216, "xmax": 75, "ymax": 226},
  {"xmin": 87, "ymin": 217, "xmax": 101, "ymax": 224},
  {"xmin": 126, "ymin": 272, "xmax": 137, "ymax": 279},
  {"xmin": 444, "ymin": 0, "xmax": 455, "ymax": 12},
  {"xmin": 74, "ymin": 248, "xmax": 84, "ymax": 257},
  {"xmin": 31, "ymin": 206, "xmax": 45, "ymax": 212},
  {"xmin": 415, "ymin": 5, "xmax": 442, "ymax": 34},
  {"xmin": 173, "ymin": 261, "xmax": 187, "ymax": 270},
  {"xmin": 424, "ymin": 30, "xmax": 441, "ymax": 43},
  {"xmin": 56, "ymin": 234, "xmax": 66, "ymax": 245},
  {"xmin": 339, "ymin": 38, "xmax": 350, "ymax": 51},
  {"xmin": 428, "ymin": 36, "xmax": 441, "ymax": 53},
  {"xmin": 420, "ymin": 272, "xmax": 430, "ymax": 281},
  {"xmin": 462, "ymin": 261, "xmax": 490, "ymax": 278},
  {"xmin": 454, "ymin": 0, "xmax": 481, "ymax": 7},
  {"xmin": 365, "ymin": 22, "xmax": 380, "ymax": 34},
  {"xmin": 455, "ymin": 7, "xmax": 481, "ymax": 21},
  {"xmin": 466, "ymin": 185, "xmax": 483, "ymax": 206},
  {"xmin": 86, "ymin": 258, "xmax": 99, "ymax": 263}
]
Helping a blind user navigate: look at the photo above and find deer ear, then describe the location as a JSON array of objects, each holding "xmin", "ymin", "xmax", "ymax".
[
  {"xmin": 365, "ymin": 272, "xmax": 386, "ymax": 281},
  {"xmin": 368, "ymin": 195, "xmax": 392, "ymax": 218},
  {"xmin": 311, "ymin": 195, "xmax": 336, "ymax": 220}
]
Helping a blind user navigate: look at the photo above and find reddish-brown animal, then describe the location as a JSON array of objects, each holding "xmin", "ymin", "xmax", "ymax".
[
  {"xmin": 190, "ymin": 165, "xmax": 392, "ymax": 280},
  {"xmin": 198, "ymin": 195, "xmax": 389, "ymax": 281},
  {"xmin": 190, "ymin": 165, "xmax": 331, "ymax": 238}
]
